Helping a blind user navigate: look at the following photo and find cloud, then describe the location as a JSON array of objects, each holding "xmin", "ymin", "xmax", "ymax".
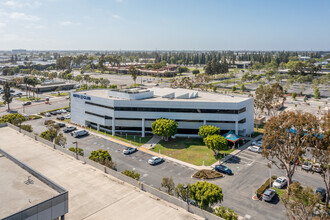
[
  {"xmin": 60, "ymin": 21, "xmax": 73, "ymax": 26},
  {"xmin": 112, "ymin": 14, "xmax": 120, "ymax": 19},
  {"xmin": 2, "ymin": 0, "xmax": 41, "ymax": 8},
  {"xmin": 8, "ymin": 12, "xmax": 40, "ymax": 21}
]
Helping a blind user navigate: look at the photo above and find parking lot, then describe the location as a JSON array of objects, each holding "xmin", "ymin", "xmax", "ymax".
[{"xmin": 24, "ymin": 117, "xmax": 325, "ymax": 220}]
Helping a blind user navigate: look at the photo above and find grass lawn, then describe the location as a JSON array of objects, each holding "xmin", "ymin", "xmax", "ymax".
[
  {"xmin": 17, "ymin": 97, "xmax": 41, "ymax": 102},
  {"xmin": 50, "ymin": 92, "xmax": 69, "ymax": 97},
  {"xmin": 272, "ymin": 187, "xmax": 286, "ymax": 199},
  {"xmin": 89, "ymin": 128, "xmax": 151, "ymax": 147},
  {"xmin": 151, "ymin": 138, "xmax": 234, "ymax": 166}
]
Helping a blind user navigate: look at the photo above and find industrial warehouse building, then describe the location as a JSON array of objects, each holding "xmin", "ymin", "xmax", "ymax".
[{"xmin": 71, "ymin": 87, "xmax": 254, "ymax": 137}]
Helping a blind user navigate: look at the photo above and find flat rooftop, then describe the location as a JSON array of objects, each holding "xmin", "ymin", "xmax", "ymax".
[
  {"xmin": 0, "ymin": 154, "xmax": 58, "ymax": 219},
  {"xmin": 75, "ymin": 87, "xmax": 251, "ymax": 103},
  {"xmin": 0, "ymin": 127, "xmax": 202, "ymax": 220}
]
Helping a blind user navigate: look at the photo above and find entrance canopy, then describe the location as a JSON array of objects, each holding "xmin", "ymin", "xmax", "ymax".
[{"xmin": 223, "ymin": 130, "xmax": 244, "ymax": 143}]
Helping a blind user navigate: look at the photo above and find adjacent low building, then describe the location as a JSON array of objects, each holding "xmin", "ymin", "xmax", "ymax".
[
  {"xmin": 0, "ymin": 148, "xmax": 68, "ymax": 220},
  {"xmin": 71, "ymin": 87, "xmax": 254, "ymax": 137}
]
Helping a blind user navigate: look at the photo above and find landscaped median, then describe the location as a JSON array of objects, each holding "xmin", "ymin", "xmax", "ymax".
[{"xmin": 151, "ymin": 138, "xmax": 234, "ymax": 166}]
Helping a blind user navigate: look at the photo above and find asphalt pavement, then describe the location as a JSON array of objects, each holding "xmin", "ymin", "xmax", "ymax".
[{"xmin": 23, "ymin": 116, "xmax": 325, "ymax": 220}]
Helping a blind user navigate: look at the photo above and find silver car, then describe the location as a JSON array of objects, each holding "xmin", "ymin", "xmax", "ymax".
[
  {"xmin": 272, "ymin": 177, "xmax": 287, "ymax": 189},
  {"xmin": 263, "ymin": 189, "xmax": 276, "ymax": 202}
]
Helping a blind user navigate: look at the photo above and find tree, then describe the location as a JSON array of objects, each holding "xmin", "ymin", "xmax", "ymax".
[
  {"xmin": 0, "ymin": 113, "xmax": 26, "ymax": 124},
  {"xmin": 152, "ymin": 118, "xmax": 178, "ymax": 141},
  {"xmin": 2, "ymin": 82, "xmax": 12, "ymax": 111},
  {"xmin": 198, "ymin": 125, "xmax": 220, "ymax": 138},
  {"xmin": 254, "ymin": 83, "xmax": 286, "ymax": 116},
  {"xmin": 204, "ymin": 134, "xmax": 228, "ymax": 155},
  {"xmin": 54, "ymin": 133, "xmax": 67, "ymax": 146},
  {"xmin": 190, "ymin": 181, "xmax": 223, "ymax": 210},
  {"xmin": 213, "ymin": 206, "xmax": 238, "ymax": 220},
  {"xmin": 175, "ymin": 183, "xmax": 190, "ymax": 202},
  {"xmin": 281, "ymin": 182, "xmax": 321, "ymax": 220},
  {"xmin": 40, "ymin": 124, "xmax": 60, "ymax": 142},
  {"xmin": 161, "ymin": 176, "xmax": 175, "ymax": 195},
  {"xmin": 69, "ymin": 147, "xmax": 84, "ymax": 156},
  {"xmin": 231, "ymin": 86, "xmax": 236, "ymax": 92},
  {"xmin": 314, "ymin": 87, "xmax": 320, "ymax": 99},
  {"xmin": 192, "ymin": 69, "xmax": 200, "ymax": 74},
  {"xmin": 262, "ymin": 112, "xmax": 318, "ymax": 192},
  {"xmin": 292, "ymin": 92, "xmax": 297, "ymax": 100},
  {"xmin": 128, "ymin": 65, "xmax": 139, "ymax": 84},
  {"xmin": 311, "ymin": 114, "xmax": 330, "ymax": 209},
  {"xmin": 89, "ymin": 149, "xmax": 112, "ymax": 164},
  {"xmin": 240, "ymin": 84, "xmax": 246, "ymax": 92}
]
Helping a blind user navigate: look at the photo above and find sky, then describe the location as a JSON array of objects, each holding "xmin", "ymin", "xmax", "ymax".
[{"xmin": 0, "ymin": 0, "xmax": 329, "ymax": 51}]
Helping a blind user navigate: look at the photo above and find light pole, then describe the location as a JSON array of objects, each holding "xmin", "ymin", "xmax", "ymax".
[
  {"xmin": 73, "ymin": 141, "xmax": 78, "ymax": 160},
  {"xmin": 267, "ymin": 162, "xmax": 272, "ymax": 188}
]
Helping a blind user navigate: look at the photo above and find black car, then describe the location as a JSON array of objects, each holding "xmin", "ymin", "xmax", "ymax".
[
  {"xmin": 315, "ymin": 187, "xmax": 326, "ymax": 201},
  {"xmin": 50, "ymin": 111, "xmax": 57, "ymax": 115},
  {"xmin": 56, "ymin": 116, "xmax": 65, "ymax": 120},
  {"xmin": 214, "ymin": 165, "xmax": 233, "ymax": 175},
  {"xmin": 63, "ymin": 126, "xmax": 76, "ymax": 133},
  {"xmin": 10, "ymin": 90, "xmax": 15, "ymax": 93},
  {"xmin": 22, "ymin": 102, "xmax": 32, "ymax": 106},
  {"xmin": 56, "ymin": 123, "xmax": 65, "ymax": 128}
]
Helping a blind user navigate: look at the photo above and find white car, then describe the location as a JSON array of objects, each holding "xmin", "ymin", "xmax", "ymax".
[
  {"xmin": 148, "ymin": 156, "xmax": 163, "ymax": 165},
  {"xmin": 123, "ymin": 147, "xmax": 137, "ymax": 155},
  {"xmin": 45, "ymin": 112, "xmax": 51, "ymax": 117},
  {"xmin": 312, "ymin": 163, "xmax": 321, "ymax": 173},
  {"xmin": 302, "ymin": 161, "xmax": 313, "ymax": 171},
  {"xmin": 248, "ymin": 145, "xmax": 261, "ymax": 153},
  {"xmin": 64, "ymin": 114, "xmax": 71, "ymax": 119},
  {"xmin": 60, "ymin": 109, "xmax": 67, "ymax": 113},
  {"xmin": 273, "ymin": 176, "xmax": 287, "ymax": 189},
  {"xmin": 251, "ymin": 141, "xmax": 262, "ymax": 147}
]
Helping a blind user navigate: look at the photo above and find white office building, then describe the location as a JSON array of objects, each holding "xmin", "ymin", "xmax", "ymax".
[{"xmin": 71, "ymin": 87, "xmax": 254, "ymax": 137}]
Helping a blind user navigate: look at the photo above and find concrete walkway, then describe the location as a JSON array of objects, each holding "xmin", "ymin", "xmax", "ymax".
[{"xmin": 141, "ymin": 135, "xmax": 162, "ymax": 149}]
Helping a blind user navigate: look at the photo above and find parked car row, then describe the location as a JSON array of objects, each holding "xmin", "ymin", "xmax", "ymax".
[{"xmin": 302, "ymin": 161, "xmax": 322, "ymax": 172}]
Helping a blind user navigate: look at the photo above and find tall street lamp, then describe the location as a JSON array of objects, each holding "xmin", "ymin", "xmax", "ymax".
[{"xmin": 72, "ymin": 141, "xmax": 78, "ymax": 160}]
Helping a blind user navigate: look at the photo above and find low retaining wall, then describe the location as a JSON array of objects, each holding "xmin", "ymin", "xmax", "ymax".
[{"xmin": 4, "ymin": 123, "xmax": 223, "ymax": 220}]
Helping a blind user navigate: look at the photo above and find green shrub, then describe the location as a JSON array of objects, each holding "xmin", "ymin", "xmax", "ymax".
[
  {"xmin": 28, "ymin": 115, "xmax": 42, "ymax": 120},
  {"xmin": 256, "ymin": 176, "xmax": 277, "ymax": 197},
  {"xmin": 0, "ymin": 113, "xmax": 26, "ymax": 124},
  {"xmin": 21, "ymin": 124, "xmax": 33, "ymax": 132},
  {"xmin": 121, "ymin": 169, "xmax": 140, "ymax": 180},
  {"xmin": 292, "ymin": 92, "xmax": 297, "ymax": 100},
  {"xmin": 213, "ymin": 206, "xmax": 238, "ymax": 220},
  {"xmin": 89, "ymin": 149, "xmax": 111, "ymax": 163},
  {"xmin": 69, "ymin": 147, "xmax": 84, "ymax": 156}
]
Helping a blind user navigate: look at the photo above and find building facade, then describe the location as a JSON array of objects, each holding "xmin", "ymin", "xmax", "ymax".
[{"xmin": 71, "ymin": 87, "xmax": 254, "ymax": 137}]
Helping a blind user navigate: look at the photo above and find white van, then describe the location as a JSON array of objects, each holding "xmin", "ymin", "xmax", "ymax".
[{"xmin": 72, "ymin": 130, "xmax": 89, "ymax": 138}]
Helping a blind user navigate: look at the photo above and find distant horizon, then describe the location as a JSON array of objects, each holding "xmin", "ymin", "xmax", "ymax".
[
  {"xmin": 0, "ymin": 0, "xmax": 329, "ymax": 51},
  {"xmin": 2, "ymin": 49, "xmax": 330, "ymax": 53}
]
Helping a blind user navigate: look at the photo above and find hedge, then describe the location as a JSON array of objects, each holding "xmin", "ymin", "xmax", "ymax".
[
  {"xmin": 21, "ymin": 124, "xmax": 33, "ymax": 132},
  {"xmin": 256, "ymin": 175, "xmax": 278, "ymax": 197},
  {"xmin": 192, "ymin": 169, "xmax": 223, "ymax": 179}
]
